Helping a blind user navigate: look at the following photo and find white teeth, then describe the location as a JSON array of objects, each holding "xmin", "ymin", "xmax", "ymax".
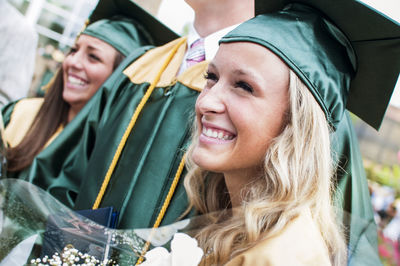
[
  {"xmin": 68, "ymin": 76, "xmax": 86, "ymax": 86},
  {"xmin": 202, "ymin": 127, "xmax": 233, "ymax": 140}
]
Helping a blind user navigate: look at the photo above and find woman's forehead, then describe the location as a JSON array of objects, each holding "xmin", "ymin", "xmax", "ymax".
[
  {"xmin": 217, "ymin": 42, "xmax": 286, "ymax": 63},
  {"xmin": 76, "ymin": 34, "xmax": 117, "ymax": 52},
  {"xmin": 214, "ymin": 42, "xmax": 289, "ymax": 77}
]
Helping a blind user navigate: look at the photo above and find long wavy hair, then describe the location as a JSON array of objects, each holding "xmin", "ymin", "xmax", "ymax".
[
  {"xmin": 6, "ymin": 50, "xmax": 124, "ymax": 172},
  {"xmin": 184, "ymin": 71, "xmax": 346, "ymax": 265}
]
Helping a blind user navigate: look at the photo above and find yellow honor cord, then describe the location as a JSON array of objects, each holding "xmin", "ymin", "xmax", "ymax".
[
  {"xmin": 92, "ymin": 37, "xmax": 187, "ymax": 210},
  {"xmin": 136, "ymin": 154, "xmax": 186, "ymax": 265}
]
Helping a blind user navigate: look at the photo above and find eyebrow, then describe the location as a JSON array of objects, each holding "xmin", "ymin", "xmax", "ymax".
[
  {"xmin": 86, "ymin": 45, "xmax": 101, "ymax": 52},
  {"xmin": 76, "ymin": 40, "xmax": 103, "ymax": 53},
  {"xmin": 208, "ymin": 62, "xmax": 217, "ymax": 70},
  {"xmin": 209, "ymin": 63, "xmax": 255, "ymax": 76},
  {"xmin": 233, "ymin": 68, "xmax": 264, "ymax": 85},
  {"xmin": 209, "ymin": 62, "xmax": 263, "ymax": 83},
  {"xmin": 233, "ymin": 69, "xmax": 249, "ymax": 76},
  {"xmin": 73, "ymin": 41, "xmax": 99, "ymax": 52}
]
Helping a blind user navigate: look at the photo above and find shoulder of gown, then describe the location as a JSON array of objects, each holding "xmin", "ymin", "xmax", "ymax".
[
  {"xmin": 4, "ymin": 98, "xmax": 44, "ymax": 147},
  {"xmin": 225, "ymin": 209, "xmax": 331, "ymax": 266}
]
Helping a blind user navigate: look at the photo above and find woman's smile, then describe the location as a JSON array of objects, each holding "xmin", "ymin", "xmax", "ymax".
[
  {"xmin": 201, "ymin": 126, "xmax": 235, "ymax": 141},
  {"xmin": 65, "ymin": 73, "xmax": 89, "ymax": 90},
  {"xmin": 199, "ymin": 120, "xmax": 236, "ymax": 145}
]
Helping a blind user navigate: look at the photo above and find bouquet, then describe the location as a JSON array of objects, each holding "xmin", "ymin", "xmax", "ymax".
[{"xmin": 0, "ymin": 179, "xmax": 203, "ymax": 265}]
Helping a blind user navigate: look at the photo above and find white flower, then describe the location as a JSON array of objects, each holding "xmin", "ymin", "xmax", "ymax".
[
  {"xmin": 141, "ymin": 233, "xmax": 203, "ymax": 266},
  {"xmin": 170, "ymin": 233, "xmax": 203, "ymax": 266},
  {"xmin": 140, "ymin": 247, "xmax": 171, "ymax": 266},
  {"xmin": 135, "ymin": 219, "xmax": 190, "ymax": 246}
]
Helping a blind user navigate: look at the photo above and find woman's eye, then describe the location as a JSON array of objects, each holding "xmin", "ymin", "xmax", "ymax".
[
  {"xmin": 236, "ymin": 81, "xmax": 253, "ymax": 93},
  {"xmin": 204, "ymin": 71, "xmax": 218, "ymax": 89},
  {"xmin": 89, "ymin": 54, "xmax": 101, "ymax": 62},
  {"xmin": 68, "ymin": 47, "xmax": 77, "ymax": 54},
  {"xmin": 204, "ymin": 71, "xmax": 218, "ymax": 82}
]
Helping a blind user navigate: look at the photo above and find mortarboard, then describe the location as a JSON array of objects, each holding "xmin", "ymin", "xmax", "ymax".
[
  {"xmin": 222, "ymin": 0, "xmax": 400, "ymax": 130},
  {"xmin": 86, "ymin": 0, "xmax": 179, "ymax": 47},
  {"xmin": 82, "ymin": 16, "xmax": 154, "ymax": 57}
]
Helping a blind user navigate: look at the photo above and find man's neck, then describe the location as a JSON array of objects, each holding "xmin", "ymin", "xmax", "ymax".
[{"xmin": 193, "ymin": 4, "xmax": 254, "ymax": 37}]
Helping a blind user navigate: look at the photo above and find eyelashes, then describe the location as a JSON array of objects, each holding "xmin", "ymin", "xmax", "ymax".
[
  {"xmin": 235, "ymin": 81, "xmax": 253, "ymax": 93},
  {"xmin": 89, "ymin": 54, "xmax": 101, "ymax": 61},
  {"xmin": 204, "ymin": 71, "xmax": 217, "ymax": 82},
  {"xmin": 68, "ymin": 47, "xmax": 77, "ymax": 55},
  {"xmin": 204, "ymin": 71, "xmax": 254, "ymax": 94}
]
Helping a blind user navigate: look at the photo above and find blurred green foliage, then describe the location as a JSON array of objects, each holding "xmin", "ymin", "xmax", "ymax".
[{"xmin": 365, "ymin": 161, "xmax": 400, "ymax": 197}]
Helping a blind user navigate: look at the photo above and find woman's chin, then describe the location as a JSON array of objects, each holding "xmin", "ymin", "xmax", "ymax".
[{"xmin": 191, "ymin": 151, "xmax": 223, "ymax": 173}]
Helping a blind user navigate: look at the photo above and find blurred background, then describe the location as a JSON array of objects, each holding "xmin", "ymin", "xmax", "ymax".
[
  {"xmin": 4, "ymin": 0, "xmax": 400, "ymax": 264},
  {"xmin": 6, "ymin": 0, "xmax": 195, "ymax": 97}
]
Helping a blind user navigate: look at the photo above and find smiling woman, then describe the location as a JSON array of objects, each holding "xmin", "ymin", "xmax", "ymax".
[
  {"xmin": 185, "ymin": 40, "xmax": 344, "ymax": 265},
  {"xmin": 181, "ymin": 0, "xmax": 400, "ymax": 265},
  {"xmin": 62, "ymin": 34, "xmax": 119, "ymax": 122},
  {"xmin": 193, "ymin": 43, "xmax": 289, "ymax": 180},
  {"xmin": 3, "ymin": 16, "xmax": 153, "ymax": 172}
]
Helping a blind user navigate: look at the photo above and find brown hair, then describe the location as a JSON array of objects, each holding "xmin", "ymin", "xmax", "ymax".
[{"xmin": 6, "ymin": 50, "xmax": 125, "ymax": 172}]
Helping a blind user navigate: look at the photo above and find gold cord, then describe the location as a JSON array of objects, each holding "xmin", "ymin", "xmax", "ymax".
[
  {"xmin": 92, "ymin": 37, "xmax": 187, "ymax": 210},
  {"xmin": 135, "ymin": 154, "xmax": 186, "ymax": 265}
]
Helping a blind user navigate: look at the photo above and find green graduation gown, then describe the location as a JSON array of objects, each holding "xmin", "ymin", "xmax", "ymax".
[
  {"xmin": 333, "ymin": 113, "xmax": 381, "ymax": 265},
  {"xmin": 73, "ymin": 37, "xmax": 205, "ymax": 229}
]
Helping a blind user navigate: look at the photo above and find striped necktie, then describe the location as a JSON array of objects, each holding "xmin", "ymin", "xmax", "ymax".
[{"xmin": 185, "ymin": 38, "xmax": 205, "ymax": 68}]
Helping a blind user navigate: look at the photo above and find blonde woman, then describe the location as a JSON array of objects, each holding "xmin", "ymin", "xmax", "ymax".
[
  {"xmin": 181, "ymin": 1, "xmax": 399, "ymax": 265},
  {"xmin": 185, "ymin": 54, "xmax": 345, "ymax": 265}
]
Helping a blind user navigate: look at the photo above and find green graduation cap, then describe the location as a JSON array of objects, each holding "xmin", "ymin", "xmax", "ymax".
[
  {"xmin": 82, "ymin": 16, "xmax": 153, "ymax": 57},
  {"xmin": 86, "ymin": 0, "xmax": 179, "ymax": 47},
  {"xmin": 223, "ymin": 0, "xmax": 400, "ymax": 130}
]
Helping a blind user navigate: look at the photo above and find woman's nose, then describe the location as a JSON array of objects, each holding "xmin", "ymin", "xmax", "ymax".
[
  {"xmin": 196, "ymin": 85, "xmax": 226, "ymax": 114},
  {"xmin": 65, "ymin": 51, "xmax": 83, "ymax": 69}
]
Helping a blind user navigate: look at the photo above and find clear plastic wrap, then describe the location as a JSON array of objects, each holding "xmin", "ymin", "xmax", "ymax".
[
  {"xmin": 0, "ymin": 178, "xmax": 372, "ymax": 265},
  {"xmin": 0, "ymin": 179, "xmax": 201, "ymax": 265}
]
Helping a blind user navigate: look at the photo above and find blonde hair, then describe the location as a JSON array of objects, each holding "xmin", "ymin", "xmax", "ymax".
[{"xmin": 184, "ymin": 71, "xmax": 346, "ymax": 265}]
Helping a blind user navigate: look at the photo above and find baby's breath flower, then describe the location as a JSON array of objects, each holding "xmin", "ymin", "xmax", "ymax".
[{"xmin": 29, "ymin": 245, "xmax": 118, "ymax": 266}]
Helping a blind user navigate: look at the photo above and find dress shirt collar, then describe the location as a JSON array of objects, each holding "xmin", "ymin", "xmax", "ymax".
[{"xmin": 187, "ymin": 23, "xmax": 240, "ymax": 61}]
